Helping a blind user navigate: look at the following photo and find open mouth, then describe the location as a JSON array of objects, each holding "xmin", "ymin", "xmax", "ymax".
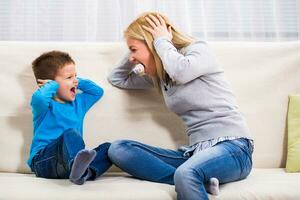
[
  {"xmin": 132, "ymin": 63, "xmax": 145, "ymax": 75},
  {"xmin": 70, "ymin": 87, "xmax": 76, "ymax": 96}
]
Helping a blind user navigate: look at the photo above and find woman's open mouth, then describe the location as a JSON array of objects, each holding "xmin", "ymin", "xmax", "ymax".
[{"xmin": 132, "ymin": 64, "xmax": 145, "ymax": 75}]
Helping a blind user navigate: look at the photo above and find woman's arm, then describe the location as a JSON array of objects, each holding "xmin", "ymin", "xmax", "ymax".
[
  {"xmin": 108, "ymin": 54, "xmax": 154, "ymax": 89},
  {"xmin": 153, "ymin": 38, "xmax": 223, "ymax": 84},
  {"xmin": 142, "ymin": 14, "xmax": 222, "ymax": 85}
]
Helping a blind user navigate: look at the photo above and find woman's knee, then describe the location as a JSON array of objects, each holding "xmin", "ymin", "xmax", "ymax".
[
  {"xmin": 174, "ymin": 165, "xmax": 210, "ymax": 200},
  {"xmin": 108, "ymin": 140, "xmax": 133, "ymax": 162},
  {"xmin": 174, "ymin": 165, "xmax": 205, "ymax": 187}
]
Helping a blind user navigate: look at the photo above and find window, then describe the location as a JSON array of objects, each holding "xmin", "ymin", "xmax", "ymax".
[{"xmin": 0, "ymin": 0, "xmax": 299, "ymax": 41}]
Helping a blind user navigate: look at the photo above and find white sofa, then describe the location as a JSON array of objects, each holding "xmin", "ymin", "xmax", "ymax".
[{"xmin": 1, "ymin": 41, "xmax": 300, "ymax": 200}]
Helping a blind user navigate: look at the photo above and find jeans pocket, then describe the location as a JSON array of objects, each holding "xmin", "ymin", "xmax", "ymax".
[
  {"xmin": 228, "ymin": 139, "xmax": 253, "ymax": 180},
  {"xmin": 241, "ymin": 154, "xmax": 253, "ymax": 179},
  {"xmin": 34, "ymin": 156, "xmax": 59, "ymax": 179},
  {"xmin": 232, "ymin": 139, "xmax": 253, "ymax": 156},
  {"xmin": 237, "ymin": 147, "xmax": 253, "ymax": 179}
]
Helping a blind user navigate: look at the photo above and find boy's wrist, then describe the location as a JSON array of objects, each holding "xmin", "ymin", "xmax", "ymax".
[
  {"xmin": 77, "ymin": 77, "xmax": 85, "ymax": 85},
  {"xmin": 38, "ymin": 80, "xmax": 58, "ymax": 90},
  {"xmin": 77, "ymin": 77, "xmax": 88, "ymax": 90}
]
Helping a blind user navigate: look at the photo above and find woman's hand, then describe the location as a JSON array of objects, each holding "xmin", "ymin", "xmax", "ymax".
[
  {"xmin": 37, "ymin": 79, "xmax": 51, "ymax": 88},
  {"xmin": 142, "ymin": 14, "xmax": 172, "ymax": 40}
]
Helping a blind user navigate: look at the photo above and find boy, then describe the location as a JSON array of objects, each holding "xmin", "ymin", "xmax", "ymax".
[{"xmin": 27, "ymin": 50, "xmax": 111, "ymax": 185}]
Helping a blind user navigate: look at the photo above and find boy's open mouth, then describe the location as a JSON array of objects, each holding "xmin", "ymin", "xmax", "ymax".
[{"xmin": 70, "ymin": 87, "xmax": 76, "ymax": 95}]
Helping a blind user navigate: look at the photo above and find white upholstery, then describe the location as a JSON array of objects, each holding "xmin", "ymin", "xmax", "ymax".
[
  {"xmin": 0, "ymin": 41, "xmax": 300, "ymax": 199},
  {"xmin": 1, "ymin": 169, "xmax": 299, "ymax": 200}
]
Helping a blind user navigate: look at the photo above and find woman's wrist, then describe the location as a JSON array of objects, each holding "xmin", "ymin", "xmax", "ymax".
[{"xmin": 153, "ymin": 36, "xmax": 172, "ymax": 45}]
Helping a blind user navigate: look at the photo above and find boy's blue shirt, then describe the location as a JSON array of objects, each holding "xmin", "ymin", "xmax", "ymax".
[{"xmin": 27, "ymin": 78, "xmax": 103, "ymax": 167}]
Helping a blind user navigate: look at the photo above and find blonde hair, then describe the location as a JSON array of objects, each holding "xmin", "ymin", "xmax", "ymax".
[{"xmin": 124, "ymin": 12, "xmax": 195, "ymax": 84}]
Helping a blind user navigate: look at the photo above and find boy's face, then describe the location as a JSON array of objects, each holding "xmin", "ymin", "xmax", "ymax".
[{"xmin": 54, "ymin": 63, "xmax": 78, "ymax": 103}]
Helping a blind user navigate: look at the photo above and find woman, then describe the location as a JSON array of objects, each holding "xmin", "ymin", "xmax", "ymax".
[{"xmin": 108, "ymin": 12, "xmax": 253, "ymax": 200}]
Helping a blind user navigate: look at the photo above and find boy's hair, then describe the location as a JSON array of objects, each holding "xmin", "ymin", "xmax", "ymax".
[{"xmin": 32, "ymin": 50, "xmax": 75, "ymax": 81}]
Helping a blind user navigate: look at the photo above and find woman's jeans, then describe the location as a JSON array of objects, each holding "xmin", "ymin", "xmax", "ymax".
[
  {"xmin": 31, "ymin": 129, "xmax": 112, "ymax": 180},
  {"xmin": 108, "ymin": 138, "xmax": 253, "ymax": 200}
]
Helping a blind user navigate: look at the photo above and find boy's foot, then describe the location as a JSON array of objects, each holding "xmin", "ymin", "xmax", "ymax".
[
  {"xmin": 70, "ymin": 169, "xmax": 93, "ymax": 185},
  {"xmin": 206, "ymin": 177, "xmax": 220, "ymax": 195},
  {"xmin": 69, "ymin": 149, "xmax": 96, "ymax": 184}
]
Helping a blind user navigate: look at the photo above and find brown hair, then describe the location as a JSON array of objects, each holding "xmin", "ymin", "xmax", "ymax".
[{"xmin": 32, "ymin": 50, "xmax": 75, "ymax": 81}]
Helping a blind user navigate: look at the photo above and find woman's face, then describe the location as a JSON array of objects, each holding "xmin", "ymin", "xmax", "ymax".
[{"xmin": 126, "ymin": 37, "xmax": 156, "ymax": 76}]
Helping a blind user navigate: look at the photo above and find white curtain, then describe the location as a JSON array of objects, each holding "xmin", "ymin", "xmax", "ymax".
[{"xmin": 0, "ymin": 0, "xmax": 299, "ymax": 41}]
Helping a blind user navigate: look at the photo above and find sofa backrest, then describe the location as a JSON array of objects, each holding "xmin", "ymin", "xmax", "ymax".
[{"xmin": 0, "ymin": 41, "xmax": 299, "ymax": 173}]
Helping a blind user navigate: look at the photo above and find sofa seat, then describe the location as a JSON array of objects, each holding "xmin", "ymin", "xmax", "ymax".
[
  {"xmin": 1, "ymin": 41, "xmax": 300, "ymax": 199},
  {"xmin": 215, "ymin": 168, "xmax": 300, "ymax": 200},
  {"xmin": 0, "ymin": 172, "xmax": 176, "ymax": 200},
  {"xmin": 1, "ymin": 169, "xmax": 300, "ymax": 200}
]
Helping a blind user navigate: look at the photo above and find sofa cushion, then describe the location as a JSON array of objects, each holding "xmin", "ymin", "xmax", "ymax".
[
  {"xmin": 286, "ymin": 95, "xmax": 300, "ymax": 172},
  {"xmin": 0, "ymin": 172, "xmax": 176, "ymax": 200},
  {"xmin": 0, "ymin": 42, "xmax": 186, "ymax": 174},
  {"xmin": 1, "ymin": 41, "xmax": 300, "ymax": 174},
  {"xmin": 1, "ymin": 169, "xmax": 300, "ymax": 200}
]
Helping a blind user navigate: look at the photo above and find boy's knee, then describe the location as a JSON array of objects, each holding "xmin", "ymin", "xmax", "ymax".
[
  {"xmin": 62, "ymin": 129, "xmax": 81, "ymax": 139},
  {"xmin": 61, "ymin": 129, "xmax": 84, "ymax": 149}
]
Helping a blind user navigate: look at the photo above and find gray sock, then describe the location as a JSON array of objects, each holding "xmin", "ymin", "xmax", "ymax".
[
  {"xmin": 205, "ymin": 177, "xmax": 220, "ymax": 196},
  {"xmin": 69, "ymin": 149, "xmax": 96, "ymax": 184},
  {"xmin": 70, "ymin": 168, "xmax": 93, "ymax": 185}
]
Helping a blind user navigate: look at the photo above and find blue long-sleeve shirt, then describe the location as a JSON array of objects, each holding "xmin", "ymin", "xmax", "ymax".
[{"xmin": 27, "ymin": 78, "xmax": 103, "ymax": 167}]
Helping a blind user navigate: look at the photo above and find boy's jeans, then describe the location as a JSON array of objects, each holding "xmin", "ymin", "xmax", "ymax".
[
  {"xmin": 31, "ymin": 128, "xmax": 112, "ymax": 180},
  {"xmin": 108, "ymin": 138, "xmax": 253, "ymax": 200}
]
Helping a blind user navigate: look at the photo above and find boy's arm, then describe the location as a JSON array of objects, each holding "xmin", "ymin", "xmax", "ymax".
[
  {"xmin": 77, "ymin": 77, "xmax": 104, "ymax": 111},
  {"xmin": 31, "ymin": 80, "xmax": 59, "ymax": 116}
]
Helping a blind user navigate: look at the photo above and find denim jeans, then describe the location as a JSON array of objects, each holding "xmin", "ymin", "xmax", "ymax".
[
  {"xmin": 31, "ymin": 129, "xmax": 112, "ymax": 180},
  {"xmin": 108, "ymin": 138, "xmax": 253, "ymax": 200}
]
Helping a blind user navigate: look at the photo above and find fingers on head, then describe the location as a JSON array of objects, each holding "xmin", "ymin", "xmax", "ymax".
[{"xmin": 156, "ymin": 14, "xmax": 166, "ymax": 26}]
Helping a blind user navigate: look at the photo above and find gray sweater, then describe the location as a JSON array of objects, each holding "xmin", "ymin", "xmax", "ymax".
[{"xmin": 108, "ymin": 37, "xmax": 251, "ymax": 146}]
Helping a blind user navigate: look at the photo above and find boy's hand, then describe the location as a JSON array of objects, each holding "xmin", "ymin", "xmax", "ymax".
[{"xmin": 37, "ymin": 79, "xmax": 51, "ymax": 88}]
